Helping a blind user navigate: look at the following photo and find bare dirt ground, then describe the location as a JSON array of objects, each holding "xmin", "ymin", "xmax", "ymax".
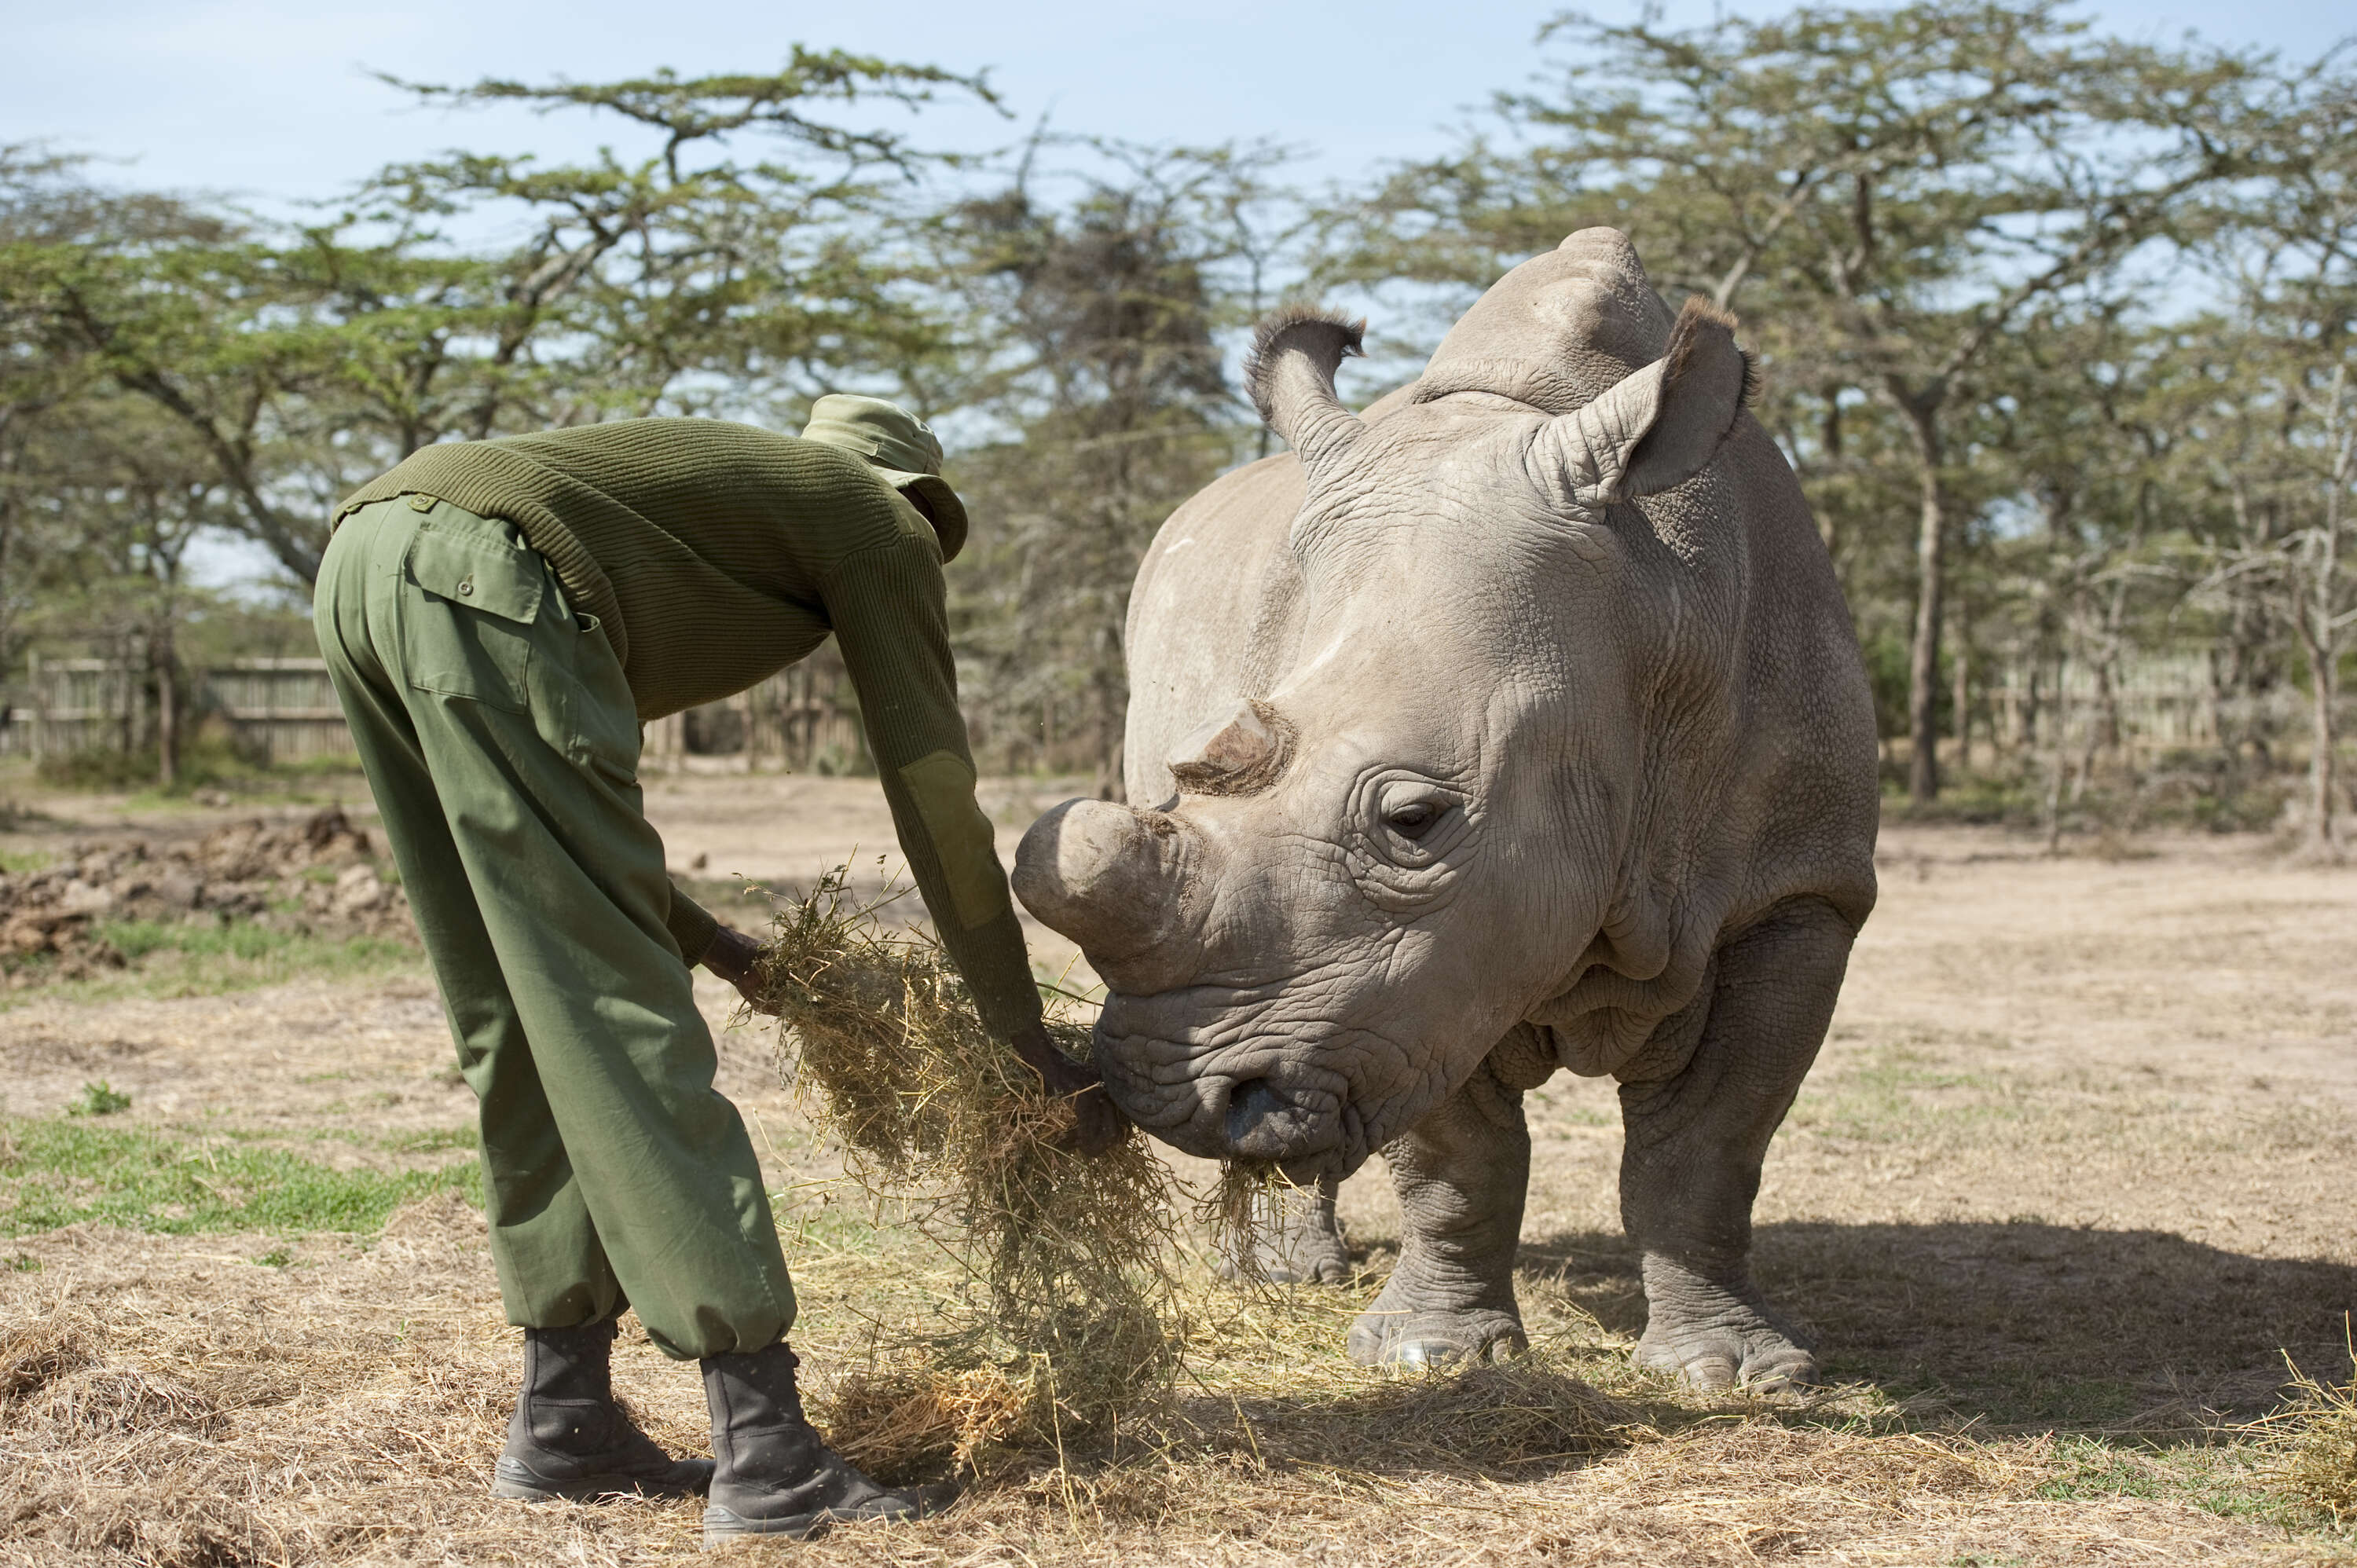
[{"xmin": 2, "ymin": 771, "xmax": 2353, "ymax": 1565}]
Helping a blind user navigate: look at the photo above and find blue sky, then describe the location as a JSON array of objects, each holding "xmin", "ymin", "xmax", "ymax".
[{"xmin": 9, "ymin": 0, "xmax": 2347, "ymax": 214}]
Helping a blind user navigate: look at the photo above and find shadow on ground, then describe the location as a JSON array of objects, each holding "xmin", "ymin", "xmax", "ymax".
[{"xmin": 1522, "ymin": 1220, "xmax": 2357, "ymax": 1432}]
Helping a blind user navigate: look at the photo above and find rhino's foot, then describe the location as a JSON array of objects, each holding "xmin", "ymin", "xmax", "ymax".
[
  {"xmin": 1219, "ymin": 1247, "xmax": 1351, "ymax": 1286},
  {"xmin": 1219, "ymin": 1176, "xmax": 1351, "ymax": 1285},
  {"xmin": 1634, "ymin": 1321, "xmax": 1814, "ymax": 1392},
  {"xmin": 1346, "ymin": 1304, "xmax": 1527, "ymax": 1368},
  {"xmin": 1633, "ymin": 1258, "xmax": 1815, "ymax": 1393},
  {"xmin": 1219, "ymin": 1218, "xmax": 1351, "ymax": 1285}
]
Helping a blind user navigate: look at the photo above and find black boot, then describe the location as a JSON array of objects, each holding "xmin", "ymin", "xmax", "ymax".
[
  {"xmin": 700, "ymin": 1341, "xmax": 948, "ymax": 1543},
  {"xmin": 490, "ymin": 1316, "xmax": 713, "ymax": 1502}
]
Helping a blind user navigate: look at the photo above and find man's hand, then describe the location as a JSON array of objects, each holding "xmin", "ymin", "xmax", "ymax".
[
  {"xmin": 701, "ymin": 925, "xmax": 769, "ymax": 1010},
  {"xmin": 1009, "ymin": 1020, "xmax": 1128, "ymax": 1156}
]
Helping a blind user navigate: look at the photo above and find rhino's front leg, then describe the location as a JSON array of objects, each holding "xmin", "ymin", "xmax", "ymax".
[
  {"xmin": 1617, "ymin": 896, "xmax": 1854, "ymax": 1391},
  {"xmin": 1345, "ymin": 1057, "xmax": 1530, "ymax": 1367},
  {"xmin": 1220, "ymin": 1171, "xmax": 1351, "ymax": 1284}
]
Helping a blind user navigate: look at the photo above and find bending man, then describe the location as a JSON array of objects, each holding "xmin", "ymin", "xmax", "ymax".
[{"xmin": 313, "ymin": 397, "xmax": 1118, "ymax": 1544}]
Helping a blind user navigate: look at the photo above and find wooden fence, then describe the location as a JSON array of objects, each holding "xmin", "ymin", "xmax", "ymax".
[
  {"xmin": 13, "ymin": 643, "xmax": 2303, "ymax": 780},
  {"xmin": 642, "ymin": 645, "xmax": 872, "ymax": 775},
  {"xmin": 6, "ymin": 655, "xmax": 354, "ymax": 764},
  {"xmin": 2, "ymin": 651, "xmax": 876, "ymax": 774},
  {"xmin": 1983, "ymin": 647, "xmax": 2330, "ymax": 760}
]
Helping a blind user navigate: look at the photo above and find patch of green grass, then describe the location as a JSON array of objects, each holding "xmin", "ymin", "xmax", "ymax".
[
  {"xmin": 101, "ymin": 917, "xmax": 383, "ymax": 965},
  {"xmin": 2, "ymin": 917, "xmax": 420, "ymax": 1008},
  {"xmin": 7, "ymin": 1252, "xmax": 40, "ymax": 1272},
  {"xmin": 1540, "ymin": 1104, "xmax": 1616, "ymax": 1127},
  {"xmin": 1787, "ymin": 1046, "xmax": 2025, "ymax": 1146},
  {"xmin": 0, "ymin": 848, "xmax": 51, "ymax": 874},
  {"xmin": 2036, "ymin": 1434, "xmax": 2293, "ymax": 1524},
  {"xmin": 2035, "ymin": 1435, "xmax": 2175, "ymax": 1500},
  {"xmin": 38, "ymin": 738, "xmax": 367, "ymax": 800},
  {"xmin": 0, "ymin": 1115, "xmax": 478, "ymax": 1236},
  {"xmin": 383, "ymin": 1127, "xmax": 476, "ymax": 1155},
  {"xmin": 64, "ymin": 1080, "xmax": 132, "ymax": 1117}
]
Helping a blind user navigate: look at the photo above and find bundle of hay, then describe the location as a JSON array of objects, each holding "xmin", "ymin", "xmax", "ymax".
[
  {"xmin": 2273, "ymin": 1335, "xmax": 2357, "ymax": 1526},
  {"xmin": 750, "ymin": 867, "xmax": 1189, "ymax": 1472}
]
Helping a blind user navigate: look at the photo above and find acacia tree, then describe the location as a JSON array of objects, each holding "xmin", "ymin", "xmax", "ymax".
[
  {"xmin": 1325, "ymin": 0, "xmax": 2260, "ymax": 798},
  {"xmin": 2220, "ymin": 368, "xmax": 2355, "ymax": 854},
  {"xmin": 2194, "ymin": 328, "xmax": 2357, "ymax": 854},
  {"xmin": 2215, "ymin": 56, "xmax": 2357, "ymax": 854},
  {"xmin": 13, "ymin": 52, "xmax": 993, "ymax": 587},
  {"xmin": 937, "ymin": 140, "xmax": 1293, "ymax": 793},
  {"xmin": 0, "ymin": 148, "xmax": 244, "ymax": 775},
  {"xmin": 29, "ymin": 394, "xmax": 232, "ymax": 784}
]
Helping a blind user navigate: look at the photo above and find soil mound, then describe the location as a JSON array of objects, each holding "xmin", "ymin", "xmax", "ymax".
[{"xmin": 0, "ymin": 807, "xmax": 412, "ymax": 984}]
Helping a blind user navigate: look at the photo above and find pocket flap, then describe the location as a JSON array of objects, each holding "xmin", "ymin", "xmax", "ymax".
[{"xmin": 405, "ymin": 525, "xmax": 544, "ymax": 625}]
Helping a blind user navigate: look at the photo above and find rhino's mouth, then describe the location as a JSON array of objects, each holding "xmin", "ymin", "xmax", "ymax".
[{"xmin": 1090, "ymin": 993, "xmax": 1398, "ymax": 1179}]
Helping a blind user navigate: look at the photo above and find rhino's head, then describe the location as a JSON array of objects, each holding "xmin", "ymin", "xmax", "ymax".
[{"xmin": 1014, "ymin": 243, "xmax": 1756, "ymax": 1181}]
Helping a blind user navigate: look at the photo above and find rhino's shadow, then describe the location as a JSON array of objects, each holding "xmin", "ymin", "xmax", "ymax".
[{"xmin": 1519, "ymin": 1219, "xmax": 2357, "ymax": 1432}]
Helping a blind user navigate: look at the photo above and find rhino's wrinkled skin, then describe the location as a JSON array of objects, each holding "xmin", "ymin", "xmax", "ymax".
[{"xmin": 1014, "ymin": 230, "xmax": 1879, "ymax": 1388}]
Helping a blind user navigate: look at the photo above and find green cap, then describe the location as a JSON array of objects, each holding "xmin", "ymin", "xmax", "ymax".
[{"xmin": 800, "ymin": 394, "xmax": 970, "ymax": 561}]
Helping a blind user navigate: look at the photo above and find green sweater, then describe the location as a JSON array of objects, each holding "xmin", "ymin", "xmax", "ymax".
[{"xmin": 334, "ymin": 417, "xmax": 1043, "ymax": 1039}]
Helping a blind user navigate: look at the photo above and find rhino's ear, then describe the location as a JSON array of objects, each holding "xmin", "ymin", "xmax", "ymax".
[{"xmin": 1539, "ymin": 296, "xmax": 1757, "ymax": 507}]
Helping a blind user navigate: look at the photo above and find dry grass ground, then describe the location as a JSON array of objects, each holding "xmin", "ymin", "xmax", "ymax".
[{"xmin": 2, "ymin": 772, "xmax": 2353, "ymax": 1565}]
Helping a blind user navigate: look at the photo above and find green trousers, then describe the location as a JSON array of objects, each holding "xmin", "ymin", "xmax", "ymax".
[{"xmin": 314, "ymin": 494, "xmax": 795, "ymax": 1360}]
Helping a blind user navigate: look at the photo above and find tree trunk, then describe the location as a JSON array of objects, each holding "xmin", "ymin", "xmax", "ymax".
[
  {"xmin": 2308, "ymin": 648, "xmax": 2336, "ymax": 852},
  {"xmin": 2022, "ymin": 656, "xmax": 2043, "ymax": 752},
  {"xmin": 1951, "ymin": 601, "xmax": 1972, "ymax": 774},
  {"xmin": 1902, "ymin": 406, "xmax": 1947, "ymax": 802},
  {"xmin": 2311, "ymin": 369, "xmax": 2352, "ymax": 856},
  {"xmin": 1092, "ymin": 616, "xmax": 1125, "ymax": 801},
  {"xmin": 2042, "ymin": 650, "xmax": 2072, "ymax": 853},
  {"xmin": 118, "ymin": 631, "xmax": 137, "ymax": 758},
  {"xmin": 153, "ymin": 623, "xmax": 179, "ymax": 789}
]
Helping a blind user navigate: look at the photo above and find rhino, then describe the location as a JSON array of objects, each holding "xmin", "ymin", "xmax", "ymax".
[{"xmin": 1012, "ymin": 229, "xmax": 1879, "ymax": 1388}]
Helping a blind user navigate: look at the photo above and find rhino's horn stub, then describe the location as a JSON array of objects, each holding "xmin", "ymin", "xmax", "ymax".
[{"xmin": 1168, "ymin": 698, "xmax": 1292, "ymax": 796}]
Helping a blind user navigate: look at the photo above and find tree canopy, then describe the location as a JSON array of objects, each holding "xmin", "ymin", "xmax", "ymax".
[{"xmin": 5, "ymin": 9, "xmax": 2355, "ymax": 847}]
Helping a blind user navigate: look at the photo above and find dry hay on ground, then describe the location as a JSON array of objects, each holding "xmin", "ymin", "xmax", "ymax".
[
  {"xmin": 5, "ymin": 1194, "xmax": 2347, "ymax": 1566},
  {"xmin": 0, "ymin": 1195, "xmax": 569, "ymax": 1568},
  {"xmin": 9, "ymin": 824, "xmax": 2356, "ymax": 1564}
]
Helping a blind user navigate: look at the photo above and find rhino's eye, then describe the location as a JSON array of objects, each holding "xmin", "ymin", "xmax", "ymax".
[{"xmin": 1384, "ymin": 801, "xmax": 1444, "ymax": 841}]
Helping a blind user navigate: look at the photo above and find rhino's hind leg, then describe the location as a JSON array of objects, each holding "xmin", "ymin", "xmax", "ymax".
[
  {"xmin": 1618, "ymin": 896, "xmax": 1855, "ymax": 1392},
  {"xmin": 1220, "ymin": 1172, "xmax": 1351, "ymax": 1284},
  {"xmin": 1346, "ymin": 1060, "xmax": 1530, "ymax": 1368}
]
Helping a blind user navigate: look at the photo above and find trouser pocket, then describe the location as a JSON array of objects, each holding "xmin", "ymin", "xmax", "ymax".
[
  {"xmin": 398, "ymin": 500, "xmax": 546, "ymax": 714},
  {"xmin": 390, "ymin": 496, "xmax": 642, "ymax": 788}
]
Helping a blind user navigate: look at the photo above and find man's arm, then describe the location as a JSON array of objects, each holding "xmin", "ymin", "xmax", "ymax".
[
  {"xmin": 667, "ymin": 883, "xmax": 719, "ymax": 966},
  {"xmin": 816, "ymin": 532, "xmax": 1124, "ymax": 1151},
  {"xmin": 819, "ymin": 537, "xmax": 1037, "ymax": 1032}
]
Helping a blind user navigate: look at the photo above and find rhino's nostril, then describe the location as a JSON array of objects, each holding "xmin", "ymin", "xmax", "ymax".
[{"xmin": 1226, "ymin": 1079, "xmax": 1297, "ymax": 1158}]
